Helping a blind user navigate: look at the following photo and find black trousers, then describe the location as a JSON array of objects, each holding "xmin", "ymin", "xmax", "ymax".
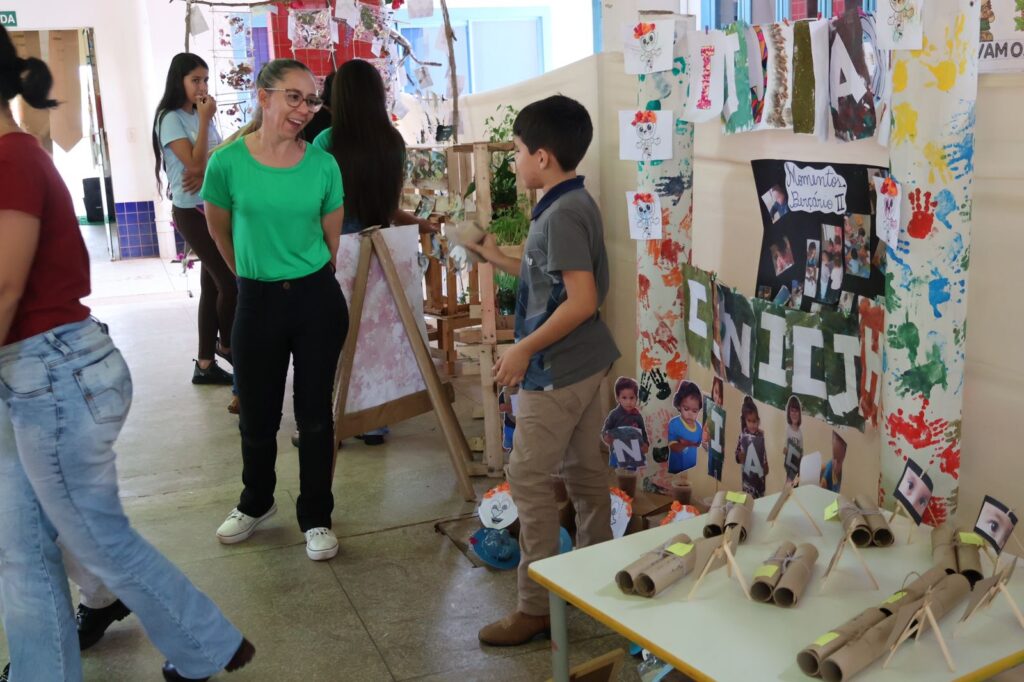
[{"xmin": 233, "ymin": 264, "xmax": 348, "ymax": 531}]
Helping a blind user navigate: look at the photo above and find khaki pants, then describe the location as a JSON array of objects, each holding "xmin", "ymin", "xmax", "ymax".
[{"xmin": 509, "ymin": 369, "xmax": 612, "ymax": 615}]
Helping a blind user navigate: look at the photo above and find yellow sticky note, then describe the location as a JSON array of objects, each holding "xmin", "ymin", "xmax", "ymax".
[
  {"xmin": 666, "ymin": 542, "xmax": 693, "ymax": 557},
  {"xmin": 824, "ymin": 500, "xmax": 839, "ymax": 521},
  {"xmin": 814, "ymin": 632, "xmax": 840, "ymax": 647},
  {"xmin": 883, "ymin": 591, "xmax": 907, "ymax": 605},
  {"xmin": 959, "ymin": 532, "xmax": 985, "ymax": 546},
  {"xmin": 726, "ymin": 491, "xmax": 747, "ymax": 504},
  {"xmin": 754, "ymin": 564, "xmax": 779, "ymax": 579}
]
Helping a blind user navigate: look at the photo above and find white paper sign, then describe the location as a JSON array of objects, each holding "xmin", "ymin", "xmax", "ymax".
[
  {"xmin": 610, "ymin": 492, "xmax": 632, "ymax": 539},
  {"xmin": 784, "ymin": 162, "xmax": 849, "ymax": 215},
  {"xmin": 334, "ymin": 0, "xmax": 360, "ymax": 26},
  {"xmin": 618, "ymin": 110, "xmax": 673, "ymax": 162},
  {"xmin": 874, "ymin": 176, "xmax": 901, "ymax": 246},
  {"xmin": 799, "ymin": 451, "xmax": 822, "ymax": 487},
  {"xmin": 980, "ymin": 0, "xmax": 1024, "ymax": 73},
  {"xmin": 624, "ymin": 20, "xmax": 674, "ymax": 74},
  {"xmin": 478, "ymin": 485, "xmax": 518, "ymax": 530},
  {"xmin": 682, "ymin": 31, "xmax": 725, "ymax": 122},
  {"xmin": 188, "ymin": 4, "xmax": 209, "ymax": 36},
  {"xmin": 407, "ymin": 0, "xmax": 435, "ymax": 19},
  {"xmin": 626, "ymin": 191, "xmax": 663, "ymax": 240},
  {"xmin": 876, "ymin": 0, "xmax": 923, "ymax": 49}
]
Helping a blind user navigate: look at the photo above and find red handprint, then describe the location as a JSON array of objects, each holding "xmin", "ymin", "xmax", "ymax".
[
  {"xmin": 885, "ymin": 398, "xmax": 949, "ymax": 450},
  {"xmin": 907, "ymin": 188, "xmax": 938, "ymax": 239},
  {"xmin": 638, "ymin": 273, "xmax": 651, "ymax": 309}
]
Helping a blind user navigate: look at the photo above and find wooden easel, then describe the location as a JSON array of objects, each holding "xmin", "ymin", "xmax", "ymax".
[
  {"xmin": 882, "ymin": 588, "xmax": 956, "ymax": 673},
  {"xmin": 888, "ymin": 504, "xmax": 917, "ymax": 544},
  {"xmin": 956, "ymin": 557, "xmax": 1024, "ymax": 634},
  {"xmin": 332, "ymin": 229, "xmax": 477, "ymax": 501},
  {"xmin": 766, "ymin": 481, "xmax": 822, "ymax": 536},
  {"xmin": 688, "ymin": 530, "xmax": 751, "ymax": 601},
  {"xmin": 819, "ymin": 528, "xmax": 880, "ymax": 592}
]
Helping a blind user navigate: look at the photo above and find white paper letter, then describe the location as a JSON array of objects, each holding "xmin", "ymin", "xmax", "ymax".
[
  {"xmin": 758, "ymin": 310, "xmax": 788, "ymax": 388},
  {"xmin": 828, "ymin": 333, "xmax": 860, "ymax": 416},
  {"xmin": 688, "ymin": 279, "xmax": 708, "ymax": 339},
  {"xmin": 723, "ymin": 312, "xmax": 752, "ymax": 380},
  {"xmin": 792, "ymin": 325, "xmax": 827, "ymax": 398}
]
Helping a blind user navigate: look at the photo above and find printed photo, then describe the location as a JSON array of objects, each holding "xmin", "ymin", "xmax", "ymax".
[
  {"xmin": 974, "ymin": 495, "xmax": 1019, "ymax": 554},
  {"xmin": 820, "ymin": 225, "xmax": 843, "ymax": 304},
  {"xmin": 839, "ymin": 291, "xmax": 856, "ymax": 315},
  {"xmin": 804, "ymin": 239, "xmax": 820, "ymax": 300},
  {"xmin": 788, "ymin": 280, "xmax": 804, "ymax": 309},
  {"xmin": 893, "ymin": 458, "xmax": 933, "ymax": 525},
  {"xmin": 843, "ymin": 213, "xmax": 871, "ymax": 279},
  {"xmin": 783, "ymin": 395, "xmax": 804, "ymax": 483},
  {"xmin": 769, "ymin": 236, "xmax": 796, "ymax": 276},
  {"xmin": 820, "ymin": 431, "xmax": 846, "ymax": 492},
  {"xmin": 761, "ymin": 184, "xmax": 790, "ymax": 224},
  {"xmin": 773, "ymin": 285, "xmax": 791, "ymax": 307},
  {"xmin": 668, "ymin": 381, "xmax": 704, "ymax": 475},
  {"xmin": 602, "ymin": 377, "xmax": 650, "ymax": 469},
  {"xmin": 757, "ymin": 285, "xmax": 773, "ymax": 301}
]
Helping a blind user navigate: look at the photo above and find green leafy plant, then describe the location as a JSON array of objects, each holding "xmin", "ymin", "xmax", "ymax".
[
  {"xmin": 488, "ymin": 194, "xmax": 531, "ymax": 246},
  {"xmin": 484, "ymin": 105, "xmax": 520, "ymax": 211},
  {"xmin": 494, "ymin": 270, "xmax": 519, "ymax": 316}
]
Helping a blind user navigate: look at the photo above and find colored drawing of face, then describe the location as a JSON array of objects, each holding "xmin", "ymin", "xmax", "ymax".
[
  {"xmin": 490, "ymin": 499, "xmax": 510, "ymax": 524},
  {"xmin": 636, "ymin": 199, "xmax": 654, "ymax": 220},
  {"xmin": 478, "ymin": 489, "xmax": 518, "ymax": 530},
  {"xmin": 641, "ymin": 31, "xmax": 658, "ymax": 50},
  {"xmin": 637, "ymin": 121, "xmax": 656, "ymax": 139}
]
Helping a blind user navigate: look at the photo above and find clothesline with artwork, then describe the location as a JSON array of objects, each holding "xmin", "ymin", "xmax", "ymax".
[{"xmin": 619, "ymin": 3, "xmax": 927, "ymax": 148}]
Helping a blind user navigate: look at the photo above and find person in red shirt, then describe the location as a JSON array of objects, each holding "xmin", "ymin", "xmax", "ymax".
[{"xmin": 0, "ymin": 25, "xmax": 253, "ymax": 681}]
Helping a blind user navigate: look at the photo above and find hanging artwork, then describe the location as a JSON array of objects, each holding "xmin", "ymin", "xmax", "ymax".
[
  {"xmin": 704, "ymin": 399, "xmax": 727, "ymax": 482},
  {"xmin": 747, "ymin": 25, "xmax": 768, "ymax": 125},
  {"xmin": 682, "ymin": 30, "xmax": 725, "ymax": 122},
  {"xmin": 978, "ymin": 0, "xmax": 1024, "ymax": 72},
  {"xmin": 289, "ymin": 8, "xmax": 334, "ymax": 50},
  {"xmin": 874, "ymin": 176, "xmax": 901, "ymax": 246},
  {"xmin": 681, "ymin": 264, "xmax": 714, "ymax": 368},
  {"xmin": 334, "ymin": 226, "xmax": 428, "ymax": 413},
  {"xmin": 822, "ymin": 310, "xmax": 862, "ymax": 427},
  {"xmin": 791, "ymin": 19, "xmax": 815, "ymax": 135},
  {"xmin": 876, "ymin": 0, "xmax": 924, "ymax": 50},
  {"xmin": 610, "ymin": 489, "xmax": 633, "ymax": 539},
  {"xmin": 624, "ymin": 20, "xmax": 675, "ymax": 74},
  {"xmin": 718, "ymin": 285, "xmax": 756, "ymax": 396},
  {"xmin": 626, "ymin": 191, "xmax": 663, "ymax": 240},
  {"xmin": 857, "ymin": 297, "xmax": 884, "ymax": 428},
  {"xmin": 602, "ymin": 377, "xmax": 650, "ymax": 469},
  {"xmin": 752, "ymin": 297, "xmax": 792, "ymax": 411},
  {"xmin": 722, "ymin": 22, "xmax": 754, "ymax": 134},
  {"xmin": 861, "ymin": 14, "xmax": 894, "ymax": 146},
  {"xmin": 829, "ymin": 11, "xmax": 877, "ymax": 142},
  {"xmin": 760, "ymin": 21, "xmax": 794, "ymax": 130},
  {"xmin": 354, "ymin": 3, "xmax": 392, "ymax": 44},
  {"xmin": 407, "ymin": 0, "xmax": 434, "ymax": 20},
  {"xmin": 619, "ymin": 109, "xmax": 674, "ymax": 161}
]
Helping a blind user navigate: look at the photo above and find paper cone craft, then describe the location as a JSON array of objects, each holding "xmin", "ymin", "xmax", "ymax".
[
  {"xmin": 616, "ymin": 533, "xmax": 693, "ymax": 596},
  {"xmin": 854, "ymin": 495, "xmax": 894, "ymax": 547},
  {"xmin": 797, "ymin": 607, "xmax": 888, "ymax": 677},
  {"xmin": 837, "ymin": 495, "xmax": 872, "ymax": 547},
  {"xmin": 774, "ymin": 543, "xmax": 819, "ymax": 607},
  {"xmin": 751, "ymin": 542, "xmax": 796, "ymax": 602},
  {"xmin": 704, "ymin": 491, "xmax": 728, "ymax": 537},
  {"xmin": 931, "ymin": 524, "xmax": 958, "ymax": 574}
]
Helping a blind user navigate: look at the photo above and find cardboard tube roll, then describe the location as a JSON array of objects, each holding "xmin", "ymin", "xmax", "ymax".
[
  {"xmin": 773, "ymin": 543, "xmax": 819, "ymax": 608},
  {"xmin": 954, "ymin": 541, "xmax": 984, "ymax": 586},
  {"xmin": 751, "ymin": 541, "xmax": 796, "ymax": 603},
  {"xmin": 879, "ymin": 565, "xmax": 948, "ymax": 615},
  {"xmin": 854, "ymin": 494, "xmax": 893, "ymax": 547},
  {"xmin": 819, "ymin": 617, "xmax": 900, "ymax": 682},
  {"xmin": 615, "ymin": 533, "xmax": 692, "ymax": 594},
  {"xmin": 837, "ymin": 496, "xmax": 871, "ymax": 547},
  {"xmin": 635, "ymin": 545, "xmax": 698, "ymax": 597},
  {"xmin": 796, "ymin": 607, "xmax": 889, "ymax": 677},
  {"xmin": 703, "ymin": 491, "xmax": 727, "ymax": 537},
  {"xmin": 725, "ymin": 494, "xmax": 755, "ymax": 542},
  {"xmin": 931, "ymin": 524, "xmax": 958, "ymax": 574},
  {"xmin": 927, "ymin": 573, "xmax": 971, "ymax": 621}
]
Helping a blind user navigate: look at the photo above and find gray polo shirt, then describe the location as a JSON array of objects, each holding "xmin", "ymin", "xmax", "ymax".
[{"xmin": 515, "ymin": 177, "xmax": 620, "ymax": 391}]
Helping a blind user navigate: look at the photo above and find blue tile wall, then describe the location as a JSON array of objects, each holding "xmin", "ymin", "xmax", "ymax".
[{"xmin": 115, "ymin": 200, "xmax": 159, "ymax": 259}]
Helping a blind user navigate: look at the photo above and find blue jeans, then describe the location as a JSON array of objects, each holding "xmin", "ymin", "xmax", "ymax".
[{"xmin": 0, "ymin": 318, "xmax": 242, "ymax": 680}]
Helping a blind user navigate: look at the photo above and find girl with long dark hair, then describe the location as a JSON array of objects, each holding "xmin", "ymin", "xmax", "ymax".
[
  {"xmin": 153, "ymin": 53, "xmax": 237, "ymax": 390},
  {"xmin": 204, "ymin": 59, "xmax": 348, "ymax": 561},
  {"xmin": 0, "ymin": 26, "xmax": 253, "ymax": 681}
]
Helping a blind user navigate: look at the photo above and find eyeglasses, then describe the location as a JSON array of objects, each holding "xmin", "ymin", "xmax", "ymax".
[{"xmin": 263, "ymin": 88, "xmax": 324, "ymax": 112}]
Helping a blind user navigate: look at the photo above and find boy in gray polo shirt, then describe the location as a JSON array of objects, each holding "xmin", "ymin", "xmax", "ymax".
[{"xmin": 468, "ymin": 95, "xmax": 620, "ymax": 646}]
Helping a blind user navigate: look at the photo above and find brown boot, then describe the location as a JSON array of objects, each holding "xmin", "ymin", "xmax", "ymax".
[
  {"xmin": 478, "ymin": 611, "xmax": 550, "ymax": 646},
  {"xmin": 227, "ymin": 396, "xmax": 240, "ymax": 415}
]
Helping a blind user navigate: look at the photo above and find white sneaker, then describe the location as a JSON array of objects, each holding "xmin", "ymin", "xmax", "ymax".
[
  {"xmin": 216, "ymin": 504, "xmax": 277, "ymax": 545},
  {"xmin": 305, "ymin": 527, "xmax": 339, "ymax": 561}
]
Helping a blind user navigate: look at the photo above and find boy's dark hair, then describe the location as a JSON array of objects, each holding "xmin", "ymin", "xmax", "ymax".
[
  {"xmin": 614, "ymin": 377, "xmax": 639, "ymax": 397},
  {"xmin": 513, "ymin": 95, "xmax": 593, "ymax": 171},
  {"xmin": 672, "ymin": 381, "xmax": 703, "ymax": 410}
]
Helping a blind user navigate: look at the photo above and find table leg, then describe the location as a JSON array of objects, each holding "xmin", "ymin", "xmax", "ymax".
[{"xmin": 549, "ymin": 591, "xmax": 570, "ymax": 682}]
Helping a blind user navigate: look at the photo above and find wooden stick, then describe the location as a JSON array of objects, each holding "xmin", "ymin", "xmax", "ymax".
[
  {"xmin": 332, "ymin": 235, "xmax": 373, "ymax": 449},
  {"xmin": 792, "ymin": 493, "xmax": 823, "ymax": 536},
  {"xmin": 438, "ymin": 0, "xmax": 459, "ymax": 142},
  {"xmin": 849, "ymin": 541, "xmax": 880, "ymax": 590},
  {"xmin": 722, "ymin": 539, "xmax": 751, "ymax": 600},
  {"xmin": 371, "ymin": 231, "xmax": 476, "ymax": 501},
  {"xmin": 1000, "ymin": 583, "xmax": 1024, "ymax": 629},
  {"xmin": 926, "ymin": 605, "xmax": 956, "ymax": 672},
  {"xmin": 687, "ymin": 548, "xmax": 720, "ymax": 601}
]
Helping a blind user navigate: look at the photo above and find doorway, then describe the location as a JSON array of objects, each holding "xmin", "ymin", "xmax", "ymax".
[{"xmin": 8, "ymin": 27, "xmax": 116, "ymax": 262}]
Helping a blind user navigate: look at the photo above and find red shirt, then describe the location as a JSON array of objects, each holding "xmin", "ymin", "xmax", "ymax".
[{"xmin": 1, "ymin": 132, "xmax": 90, "ymax": 345}]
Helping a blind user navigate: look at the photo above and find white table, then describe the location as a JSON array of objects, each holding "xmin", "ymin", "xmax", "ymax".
[{"xmin": 530, "ymin": 486, "xmax": 1024, "ymax": 682}]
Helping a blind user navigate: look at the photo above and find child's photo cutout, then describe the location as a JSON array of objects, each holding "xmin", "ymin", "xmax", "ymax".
[
  {"xmin": 668, "ymin": 381, "xmax": 704, "ymax": 476},
  {"xmin": 975, "ymin": 495, "xmax": 1019, "ymax": 555},
  {"xmin": 602, "ymin": 377, "xmax": 650, "ymax": 470},
  {"xmin": 783, "ymin": 395, "xmax": 804, "ymax": 483},
  {"xmin": 703, "ymin": 377, "xmax": 726, "ymax": 482},
  {"xmin": 761, "ymin": 184, "xmax": 790, "ymax": 224},
  {"xmin": 843, "ymin": 213, "xmax": 871, "ymax": 279},
  {"xmin": 893, "ymin": 458, "xmax": 933, "ymax": 525},
  {"xmin": 736, "ymin": 396, "xmax": 768, "ymax": 499},
  {"xmin": 821, "ymin": 431, "xmax": 846, "ymax": 493},
  {"xmin": 769, "ymin": 236, "xmax": 796, "ymax": 276}
]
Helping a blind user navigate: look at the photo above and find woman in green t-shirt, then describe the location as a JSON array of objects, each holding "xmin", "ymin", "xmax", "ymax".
[{"xmin": 202, "ymin": 59, "xmax": 347, "ymax": 562}]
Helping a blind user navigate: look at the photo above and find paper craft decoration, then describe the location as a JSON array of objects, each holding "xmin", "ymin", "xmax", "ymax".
[
  {"xmin": 602, "ymin": 376, "xmax": 650, "ymax": 469},
  {"xmin": 619, "ymin": 110, "xmax": 673, "ymax": 161},
  {"xmin": 760, "ymin": 22, "xmax": 794, "ymax": 130},
  {"xmin": 931, "ymin": 524, "xmax": 959, "ymax": 574},
  {"xmin": 829, "ymin": 11, "xmax": 876, "ymax": 142},
  {"xmin": 353, "ymin": 3, "xmax": 391, "ymax": 44},
  {"xmin": 335, "ymin": 226, "xmax": 427, "ymax": 413},
  {"xmin": 751, "ymin": 542, "xmax": 796, "ymax": 602},
  {"xmin": 682, "ymin": 30, "xmax": 724, "ymax": 122},
  {"xmin": 334, "ymin": 0, "xmax": 360, "ymax": 25},
  {"xmin": 624, "ymin": 21, "xmax": 674, "ymax": 74},
  {"xmin": 799, "ymin": 450, "xmax": 822, "ymax": 488},
  {"xmin": 783, "ymin": 396, "xmax": 804, "ymax": 481},
  {"xmin": 478, "ymin": 482, "xmax": 517, "ymax": 530},
  {"xmin": 797, "ymin": 607, "xmax": 889, "ymax": 677},
  {"xmin": 634, "ymin": 535, "xmax": 698, "ymax": 597},
  {"xmin": 704, "ymin": 490, "xmax": 755, "ymax": 541},
  {"xmin": 682, "ymin": 264, "xmax": 713, "ymax": 368},
  {"xmin": 877, "ymin": 0, "xmax": 923, "ymax": 49},
  {"xmin": 406, "ymin": 0, "xmax": 434, "ymax": 19},
  {"xmin": 791, "ymin": 19, "xmax": 814, "ymax": 134},
  {"xmin": 615, "ymin": 533, "xmax": 692, "ymax": 595},
  {"xmin": 188, "ymin": 4, "xmax": 209, "ymax": 36},
  {"xmin": 837, "ymin": 495, "xmax": 872, "ymax": 547},
  {"xmin": 874, "ymin": 176, "xmax": 900, "ymax": 246},
  {"xmin": 893, "ymin": 458, "xmax": 933, "ymax": 525},
  {"xmin": 718, "ymin": 285, "xmax": 755, "ymax": 395},
  {"xmin": 974, "ymin": 495, "xmax": 1019, "ymax": 554},
  {"xmin": 773, "ymin": 543, "xmax": 819, "ymax": 607},
  {"xmin": 626, "ymin": 191, "xmax": 663, "ymax": 240},
  {"xmin": 722, "ymin": 23, "xmax": 753, "ymax": 134},
  {"xmin": 610, "ymin": 488, "xmax": 633, "ymax": 539},
  {"xmin": 861, "ymin": 14, "xmax": 894, "ymax": 147},
  {"xmin": 290, "ymin": 9, "xmax": 334, "ymax": 50},
  {"xmin": 843, "ymin": 213, "xmax": 871, "ymax": 279},
  {"xmin": 752, "ymin": 299, "xmax": 791, "ymax": 409},
  {"xmin": 747, "ymin": 25, "xmax": 768, "ymax": 125},
  {"xmin": 406, "ymin": 149, "xmax": 447, "ymax": 189},
  {"xmin": 878, "ymin": 573, "xmax": 970, "ymax": 674}
]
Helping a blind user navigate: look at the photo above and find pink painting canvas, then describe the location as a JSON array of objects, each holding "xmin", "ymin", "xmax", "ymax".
[{"xmin": 335, "ymin": 225, "xmax": 428, "ymax": 413}]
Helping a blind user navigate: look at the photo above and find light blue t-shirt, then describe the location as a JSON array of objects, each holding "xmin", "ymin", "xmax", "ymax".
[{"xmin": 158, "ymin": 109, "xmax": 221, "ymax": 209}]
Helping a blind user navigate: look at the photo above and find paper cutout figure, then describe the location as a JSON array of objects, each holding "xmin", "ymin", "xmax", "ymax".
[
  {"xmin": 821, "ymin": 431, "xmax": 846, "ymax": 492},
  {"xmin": 819, "ymin": 224, "xmax": 843, "ymax": 304},
  {"xmin": 667, "ymin": 381, "xmax": 703, "ymax": 474},
  {"xmin": 682, "ymin": 264, "xmax": 714, "ymax": 368},
  {"xmin": 626, "ymin": 191, "xmax": 663, "ymax": 240},
  {"xmin": 682, "ymin": 31, "xmax": 725, "ymax": 122},
  {"xmin": 874, "ymin": 176, "xmax": 900, "ymax": 246},
  {"xmin": 290, "ymin": 9, "xmax": 334, "ymax": 50},
  {"xmin": 829, "ymin": 13, "xmax": 877, "ymax": 142},
  {"xmin": 770, "ymin": 236, "xmax": 796, "ymax": 276},
  {"xmin": 624, "ymin": 21, "xmax": 674, "ymax": 74},
  {"xmin": 703, "ymin": 378, "xmax": 726, "ymax": 481},
  {"xmin": 799, "ymin": 451, "xmax": 822, "ymax": 488},
  {"xmin": 722, "ymin": 23, "xmax": 754, "ymax": 134},
  {"xmin": 975, "ymin": 495, "xmax": 1018, "ymax": 554},
  {"xmin": 877, "ymin": 0, "xmax": 923, "ymax": 49},
  {"xmin": 783, "ymin": 395, "xmax": 805, "ymax": 482},
  {"xmin": 791, "ymin": 19, "xmax": 814, "ymax": 134},
  {"xmin": 602, "ymin": 377, "xmax": 650, "ymax": 469},
  {"xmin": 843, "ymin": 213, "xmax": 871, "ymax": 279},
  {"xmin": 736, "ymin": 397, "xmax": 768, "ymax": 498},
  {"xmin": 838, "ymin": 292, "xmax": 856, "ymax": 314},
  {"xmin": 478, "ymin": 482, "xmax": 518, "ymax": 530},
  {"xmin": 610, "ymin": 488, "xmax": 633, "ymax": 539},
  {"xmin": 894, "ymin": 459, "xmax": 933, "ymax": 525},
  {"xmin": 761, "ymin": 21, "xmax": 794, "ymax": 130},
  {"xmin": 619, "ymin": 110, "xmax": 673, "ymax": 162}
]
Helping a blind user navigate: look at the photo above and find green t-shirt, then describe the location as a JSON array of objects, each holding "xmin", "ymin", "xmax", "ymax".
[
  {"xmin": 312, "ymin": 127, "xmax": 332, "ymax": 152},
  {"xmin": 201, "ymin": 137, "xmax": 344, "ymax": 281}
]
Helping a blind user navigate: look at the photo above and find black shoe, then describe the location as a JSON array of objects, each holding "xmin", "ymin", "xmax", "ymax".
[
  {"xmin": 356, "ymin": 434, "xmax": 385, "ymax": 446},
  {"xmin": 192, "ymin": 360, "xmax": 233, "ymax": 386},
  {"xmin": 77, "ymin": 600, "xmax": 131, "ymax": 650},
  {"xmin": 162, "ymin": 637, "xmax": 255, "ymax": 681},
  {"xmin": 215, "ymin": 342, "xmax": 233, "ymax": 366}
]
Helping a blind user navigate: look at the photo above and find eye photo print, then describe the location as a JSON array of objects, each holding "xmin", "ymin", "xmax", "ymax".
[
  {"xmin": 893, "ymin": 458, "xmax": 933, "ymax": 525},
  {"xmin": 974, "ymin": 495, "xmax": 1018, "ymax": 554}
]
